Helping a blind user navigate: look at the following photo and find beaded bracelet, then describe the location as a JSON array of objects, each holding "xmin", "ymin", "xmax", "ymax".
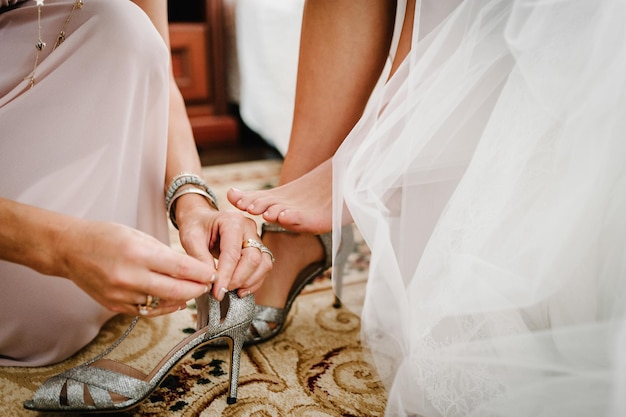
[{"xmin": 165, "ymin": 173, "xmax": 218, "ymax": 211}]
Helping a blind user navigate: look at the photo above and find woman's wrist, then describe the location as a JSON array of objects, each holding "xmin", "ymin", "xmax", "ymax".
[
  {"xmin": 0, "ymin": 198, "xmax": 78, "ymax": 278},
  {"xmin": 173, "ymin": 191, "xmax": 218, "ymax": 229},
  {"xmin": 165, "ymin": 173, "xmax": 218, "ymax": 229}
]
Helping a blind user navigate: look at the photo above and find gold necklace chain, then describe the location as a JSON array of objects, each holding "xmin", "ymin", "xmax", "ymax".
[{"xmin": 26, "ymin": 0, "xmax": 84, "ymax": 89}]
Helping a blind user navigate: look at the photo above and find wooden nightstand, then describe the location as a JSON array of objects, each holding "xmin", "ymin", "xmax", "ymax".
[{"xmin": 168, "ymin": 0, "xmax": 238, "ymax": 147}]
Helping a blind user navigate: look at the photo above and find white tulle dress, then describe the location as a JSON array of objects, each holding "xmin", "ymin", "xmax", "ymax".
[
  {"xmin": 332, "ymin": 0, "xmax": 626, "ymax": 415},
  {"xmin": 0, "ymin": 0, "xmax": 170, "ymax": 366}
]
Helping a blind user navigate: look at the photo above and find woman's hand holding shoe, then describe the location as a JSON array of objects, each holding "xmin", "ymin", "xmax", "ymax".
[
  {"xmin": 174, "ymin": 192, "xmax": 273, "ymax": 302},
  {"xmin": 57, "ymin": 219, "xmax": 216, "ymax": 317}
]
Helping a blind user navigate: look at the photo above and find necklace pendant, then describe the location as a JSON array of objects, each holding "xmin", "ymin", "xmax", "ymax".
[
  {"xmin": 54, "ymin": 32, "xmax": 66, "ymax": 50},
  {"xmin": 27, "ymin": 0, "xmax": 85, "ymax": 91}
]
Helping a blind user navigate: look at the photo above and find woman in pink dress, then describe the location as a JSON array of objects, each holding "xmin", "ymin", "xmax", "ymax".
[{"xmin": 0, "ymin": 0, "xmax": 272, "ymax": 367}]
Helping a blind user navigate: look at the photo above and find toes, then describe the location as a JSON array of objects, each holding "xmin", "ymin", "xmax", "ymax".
[
  {"xmin": 275, "ymin": 210, "xmax": 304, "ymax": 230},
  {"xmin": 275, "ymin": 210, "xmax": 329, "ymax": 234},
  {"xmin": 226, "ymin": 188, "xmax": 244, "ymax": 207},
  {"xmin": 227, "ymin": 188, "xmax": 255, "ymax": 211},
  {"xmin": 242, "ymin": 195, "xmax": 273, "ymax": 215},
  {"xmin": 263, "ymin": 208, "xmax": 305, "ymax": 232},
  {"xmin": 227, "ymin": 188, "xmax": 290, "ymax": 218},
  {"xmin": 245, "ymin": 201, "xmax": 266, "ymax": 215},
  {"xmin": 262, "ymin": 204, "xmax": 287, "ymax": 223}
]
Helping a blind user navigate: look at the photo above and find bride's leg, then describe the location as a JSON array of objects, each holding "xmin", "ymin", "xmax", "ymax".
[
  {"xmin": 230, "ymin": 0, "xmax": 395, "ymax": 310},
  {"xmin": 278, "ymin": 0, "xmax": 395, "ymax": 185},
  {"xmin": 228, "ymin": 0, "xmax": 417, "ymax": 234}
]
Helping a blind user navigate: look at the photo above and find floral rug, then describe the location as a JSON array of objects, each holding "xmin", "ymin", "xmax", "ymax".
[{"xmin": 0, "ymin": 160, "xmax": 386, "ymax": 417}]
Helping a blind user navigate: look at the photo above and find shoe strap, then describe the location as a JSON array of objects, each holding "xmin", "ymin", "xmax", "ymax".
[
  {"xmin": 262, "ymin": 222, "xmax": 333, "ymax": 269},
  {"xmin": 202, "ymin": 291, "xmax": 255, "ymax": 340},
  {"xmin": 248, "ymin": 305, "xmax": 285, "ymax": 340},
  {"xmin": 261, "ymin": 222, "xmax": 294, "ymax": 234},
  {"xmin": 31, "ymin": 364, "xmax": 151, "ymax": 409},
  {"xmin": 81, "ymin": 316, "xmax": 140, "ymax": 367},
  {"xmin": 254, "ymin": 304, "xmax": 285, "ymax": 322}
]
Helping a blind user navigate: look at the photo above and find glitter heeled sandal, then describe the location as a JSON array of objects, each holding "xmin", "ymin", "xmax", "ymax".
[
  {"xmin": 23, "ymin": 291, "xmax": 254, "ymax": 413},
  {"xmin": 242, "ymin": 222, "xmax": 354, "ymax": 345}
]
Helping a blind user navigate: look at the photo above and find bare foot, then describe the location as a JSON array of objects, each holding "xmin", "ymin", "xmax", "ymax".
[{"xmin": 227, "ymin": 159, "xmax": 333, "ymax": 234}]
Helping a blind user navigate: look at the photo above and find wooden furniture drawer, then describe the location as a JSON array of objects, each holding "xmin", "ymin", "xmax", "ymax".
[
  {"xmin": 168, "ymin": 0, "xmax": 238, "ymax": 147},
  {"xmin": 169, "ymin": 23, "xmax": 210, "ymax": 102}
]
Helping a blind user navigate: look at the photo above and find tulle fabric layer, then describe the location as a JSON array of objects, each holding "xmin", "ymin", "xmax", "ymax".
[
  {"xmin": 332, "ymin": 0, "xmax": 626, "ymax": 415},
  {"xmin": 0, "ymin": 0, "xmax": 170, "ymax": 366}
]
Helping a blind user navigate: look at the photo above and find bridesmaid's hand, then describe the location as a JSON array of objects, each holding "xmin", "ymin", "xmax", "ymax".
[
  {"xmin": 174, "ymin": 194, "xmax": 272, "ymax": 301},
  {"xmin": 57, "ymin": 220, "xmax": 214, "ymax": 316}
]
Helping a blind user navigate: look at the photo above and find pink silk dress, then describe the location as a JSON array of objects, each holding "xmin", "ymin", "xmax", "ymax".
[{"xmin": 0, "ymin": 0, "xmax": 170, "ymax": 366}]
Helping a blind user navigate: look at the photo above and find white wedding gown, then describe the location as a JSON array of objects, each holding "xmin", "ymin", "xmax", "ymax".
[
  {"xmin": 333, "ymin": 0, "xmax": 626, "ymax": 415},
  {"xmin": 0, "ymin": 0, "xmax": 170, "ymax": 366}
]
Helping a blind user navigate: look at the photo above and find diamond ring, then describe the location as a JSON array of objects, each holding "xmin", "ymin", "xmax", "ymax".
[
  {"xmin": 242, "ymin": 238, "xmax": 275, "ymax": 262},
  {"xmin": 137, "ymin": 295, "xmax": 160, "ymax": 316}
]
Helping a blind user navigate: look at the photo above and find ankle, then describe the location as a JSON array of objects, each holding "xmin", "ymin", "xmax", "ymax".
[{"xmin": 263, "ymin": 231, "xmax": 325, "ymax": 264}]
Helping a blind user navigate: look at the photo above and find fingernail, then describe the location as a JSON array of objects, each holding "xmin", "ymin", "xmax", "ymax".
[
  {"xmin": 248, "ymin": 204, "xmax": 255, "ymax": 210},
  {"xmin": 240, "ymin": 290, "xmax": 251, "ymax": 298},
  {"xmin": 204, "ymin": 285, "xmax": 210, "ymax": 293},
  {"xmin": 210, "ymin": 273, "xmax": 217, "ymax": 283},
  {"xmin": 217, "ymin": 287, "xmax": 228, "ymax": 301},
  {"xmin": 231, "ymin": 188, "xmax": 242, "ymax": 193}
]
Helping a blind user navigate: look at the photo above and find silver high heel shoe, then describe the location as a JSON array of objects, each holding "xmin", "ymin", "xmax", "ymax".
[
  {"xmin": 23, "ymin": 291, "xmax": 254, "ymax": 413},
  {"xmin": 242, "ymin": 222, "xmax": 354, "ymax": 345}
]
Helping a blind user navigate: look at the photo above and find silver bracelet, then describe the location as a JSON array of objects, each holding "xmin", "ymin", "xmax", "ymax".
[
  {"xmin": 167, "ymin": 186, "xmax": 219, "ymax": 230},
  {"xmin": 165, "ymin": 173, "xmax": 218, "ymax": 211}
]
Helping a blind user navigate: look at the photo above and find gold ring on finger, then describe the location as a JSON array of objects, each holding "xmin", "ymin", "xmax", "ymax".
[
  {"xmin": 242, "ymin": 238, "xmax": 275, "ymax": 262},
  {"xmin": 137, "ymin": 295, "xmax": 160, "ymax": 316}
]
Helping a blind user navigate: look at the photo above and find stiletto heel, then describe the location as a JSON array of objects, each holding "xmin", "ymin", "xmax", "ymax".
[
  {"xmin": 332, "ymin": 224, "xmax": 354, "ymax": 308},
  {"xmin": 226, "ymin": 331, "xmax": 245, "ymax": 404},
  {"xmin": 195, "ymin": 291, "xmax": 250, "ymax": 405},
  {"xmin": 23, "ymin": 291, "xmax": 254, "ymax": 413}
]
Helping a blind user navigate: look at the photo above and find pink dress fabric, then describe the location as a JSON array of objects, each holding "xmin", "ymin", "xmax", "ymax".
[{"xmin": 0, "ymin": 0, "xmax": 170, "ymax": 366}]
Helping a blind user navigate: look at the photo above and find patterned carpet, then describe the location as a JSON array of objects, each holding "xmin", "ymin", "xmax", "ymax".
[{"xmin": 0, "ymin": 160, "xmax": 386, "ymax": 417}]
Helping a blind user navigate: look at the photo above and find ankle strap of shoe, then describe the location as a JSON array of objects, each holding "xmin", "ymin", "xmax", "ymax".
[{"xmin": 261, "ymin": 222, "xmax": 296, "ymax": 234}]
